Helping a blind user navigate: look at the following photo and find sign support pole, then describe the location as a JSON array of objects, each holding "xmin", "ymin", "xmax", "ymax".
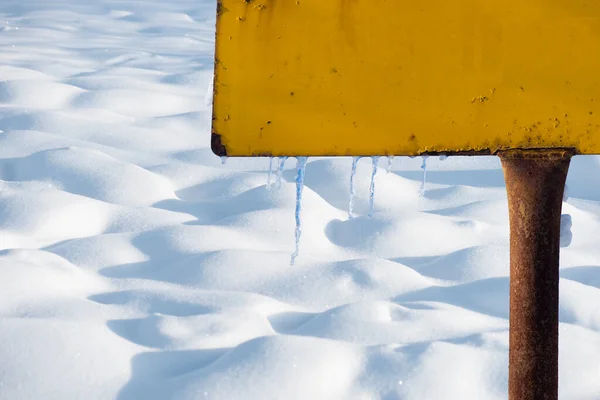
[{"xmin": 499, "ymin": 149, "xmax": 573, "ymax": 400}]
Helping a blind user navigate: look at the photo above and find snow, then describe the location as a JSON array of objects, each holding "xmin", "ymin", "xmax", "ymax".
[{"xmin": 1, "ymin": 0, "xmax": 600, "ymax": 399}]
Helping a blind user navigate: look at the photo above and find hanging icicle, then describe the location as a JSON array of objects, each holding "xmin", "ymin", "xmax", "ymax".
[
  {"xmin": 266, "ymin": 157, "xmax": 274, "ymax": 190},
  {"xmin": 348, "ymin": 156, "xmax": 360, "ymax": 219},
  {"xmin": 291, "ymin": 157, "xmax": 308, "ymax": 265},
  {"xmin": 419, "ymin": 156, "xmax": 429, "ymax": 197},
  {"xmin": 439, "ymin": 155, "xmax": 448, "ymax": 161},
  {"xmin": 220, "ymin": 156, "xmax": 228, "ymax": 165},
  {"xmin": 386, "ymin": 156, "xmax": 395, "ymax": 173},
  {"xmin": 368, "ymin": 156, "xmax": 380, "ymax": 217},
  {"xmin": 275, "ymin": 156, "xmax": 288, "ymax": 189},
  {"xmin": 560, "ymin": 214, "xmax": 573, "ymax": 248}
]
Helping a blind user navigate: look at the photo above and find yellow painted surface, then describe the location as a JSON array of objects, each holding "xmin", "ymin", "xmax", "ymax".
[{"xmin": 212, "ymin": 0, "xmax": 600, "ymax": 156}]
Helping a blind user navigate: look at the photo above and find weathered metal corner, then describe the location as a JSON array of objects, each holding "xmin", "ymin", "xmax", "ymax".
[{"xmin": 211, "ymin": 132, "xmax": 228, "ymax": 157}]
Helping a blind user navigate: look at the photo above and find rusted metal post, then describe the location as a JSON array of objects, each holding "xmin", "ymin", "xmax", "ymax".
[{"xmin": 499, "ymin": 149, "xmax": 573, "ymax": 400}]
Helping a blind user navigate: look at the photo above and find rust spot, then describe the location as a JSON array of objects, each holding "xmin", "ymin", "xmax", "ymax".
[
  {"xmin": 471, "ymin": 95, "xmax": 489, "ymax": 103},
  {"xmin": 408, "ymin": 134, "xmax": 416, "ymax": 141},
  {"xmin": 216, "ymin": 0, "xmax": 229, "ymax": 15},
  {"xmin": 419, "ymin": 149, "xmax": 492, "ymax": 156},
  {"xmin": 417, "ymin": 147, "xmax": 577, "ymax": 158},
  {"xmin": 499, "ymin": 148, "xmax": 576, "ymax": 159},
  {"xmin": 211, "ymin": 133, "xmax": 228, "ymax": 157}
]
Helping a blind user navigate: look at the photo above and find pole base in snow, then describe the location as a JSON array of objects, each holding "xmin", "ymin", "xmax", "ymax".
[{"xmin": 500, "ymin": 149, "xmax": 573, "ymax": 400}]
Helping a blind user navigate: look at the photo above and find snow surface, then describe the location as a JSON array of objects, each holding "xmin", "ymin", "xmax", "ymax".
[{"xmin": 1, "ymin": 1, "xmax": 600, "ymax": 399}]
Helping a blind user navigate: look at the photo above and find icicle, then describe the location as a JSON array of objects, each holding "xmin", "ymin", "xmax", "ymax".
[
  {"xmin": 266, "ymin": 157, "xmax": 274, "ymax": 190},
  {"xmin": 220, "ymin": 156, "xmax": 228, "ymax": 165},
  {"xmin": 386, "ymin": 156, "xmax": 395, "ymax": 173},
  {"xmin": 291, "ymin": 157, "xmax": 308, "ymax": 265},
  {"xmin": 275, "ymin": 156, "xmax": 288, "ymax": 189},
  {"xmin": 563, "ymin": 183, "xmax": 569, "ymax": 202},
  {"xmin": 560, "ymin": 214, "xmax": 573, "ymax": 248},
  {"xmin": 368, "ymin": 156, "xmax": 380, "ymax": 217},
  {"xmin": 439, "ymin": 155, "xmax": 448, "ymax": 161},
  {"xmin": 348, "ymin": 156, "xmax": 360, "ymax": 219},
  {"xmin": 419, "ymin": 156, "xmax": 429, "ymax": 196}
]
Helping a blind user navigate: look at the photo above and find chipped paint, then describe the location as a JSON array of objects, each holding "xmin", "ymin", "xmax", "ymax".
[{"xmin": 211, "ymin": 132, "xmax": 228, "ymax": 157}]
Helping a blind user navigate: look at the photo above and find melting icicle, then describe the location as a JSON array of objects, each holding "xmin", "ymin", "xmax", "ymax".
[
  {"xmin": 266, "ymin": 157, "xmax": 274, "ymax": 190},
  {"xmin": 419, "ymin": 156, "xmax": 429, "ymax": 197},
  {"xmin": 439, "ymin": 155, "xmax": 448, "ymax": 161},
  {"xmin": 386, "ymin": 156, "xmax": 395, "ymax": 173},
  {"xmin": 560, "ymin": 214, "xmax": 573, "ymax": 248},
  {"xmin": 275, "ymin": 156, "xmax": 288, "ymax": 189},
  {"xmin": 368, "ymin": 156, "xmax": 380, "ymax": 217},
  {"xmin": 291, "ymin": 157, "xmax": 308, "ymax": 265},
  {"xmin": 220, "ymin": 156, "xmax": 228, "ymax": 165},
  {"xmin": 348, "ymin": 156, "xmax": 360, "ymax": 219}
]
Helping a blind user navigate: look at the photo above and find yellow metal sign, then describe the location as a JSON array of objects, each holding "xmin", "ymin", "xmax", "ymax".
[{"xmin": 212, "ymin": 0, "xmax": 600, "ymax": 156}]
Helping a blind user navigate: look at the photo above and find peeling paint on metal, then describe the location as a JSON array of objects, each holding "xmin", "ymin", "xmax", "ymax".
[{"xmin": 211, "ymin": 132, "xmax": 228, "ymax": 157}]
